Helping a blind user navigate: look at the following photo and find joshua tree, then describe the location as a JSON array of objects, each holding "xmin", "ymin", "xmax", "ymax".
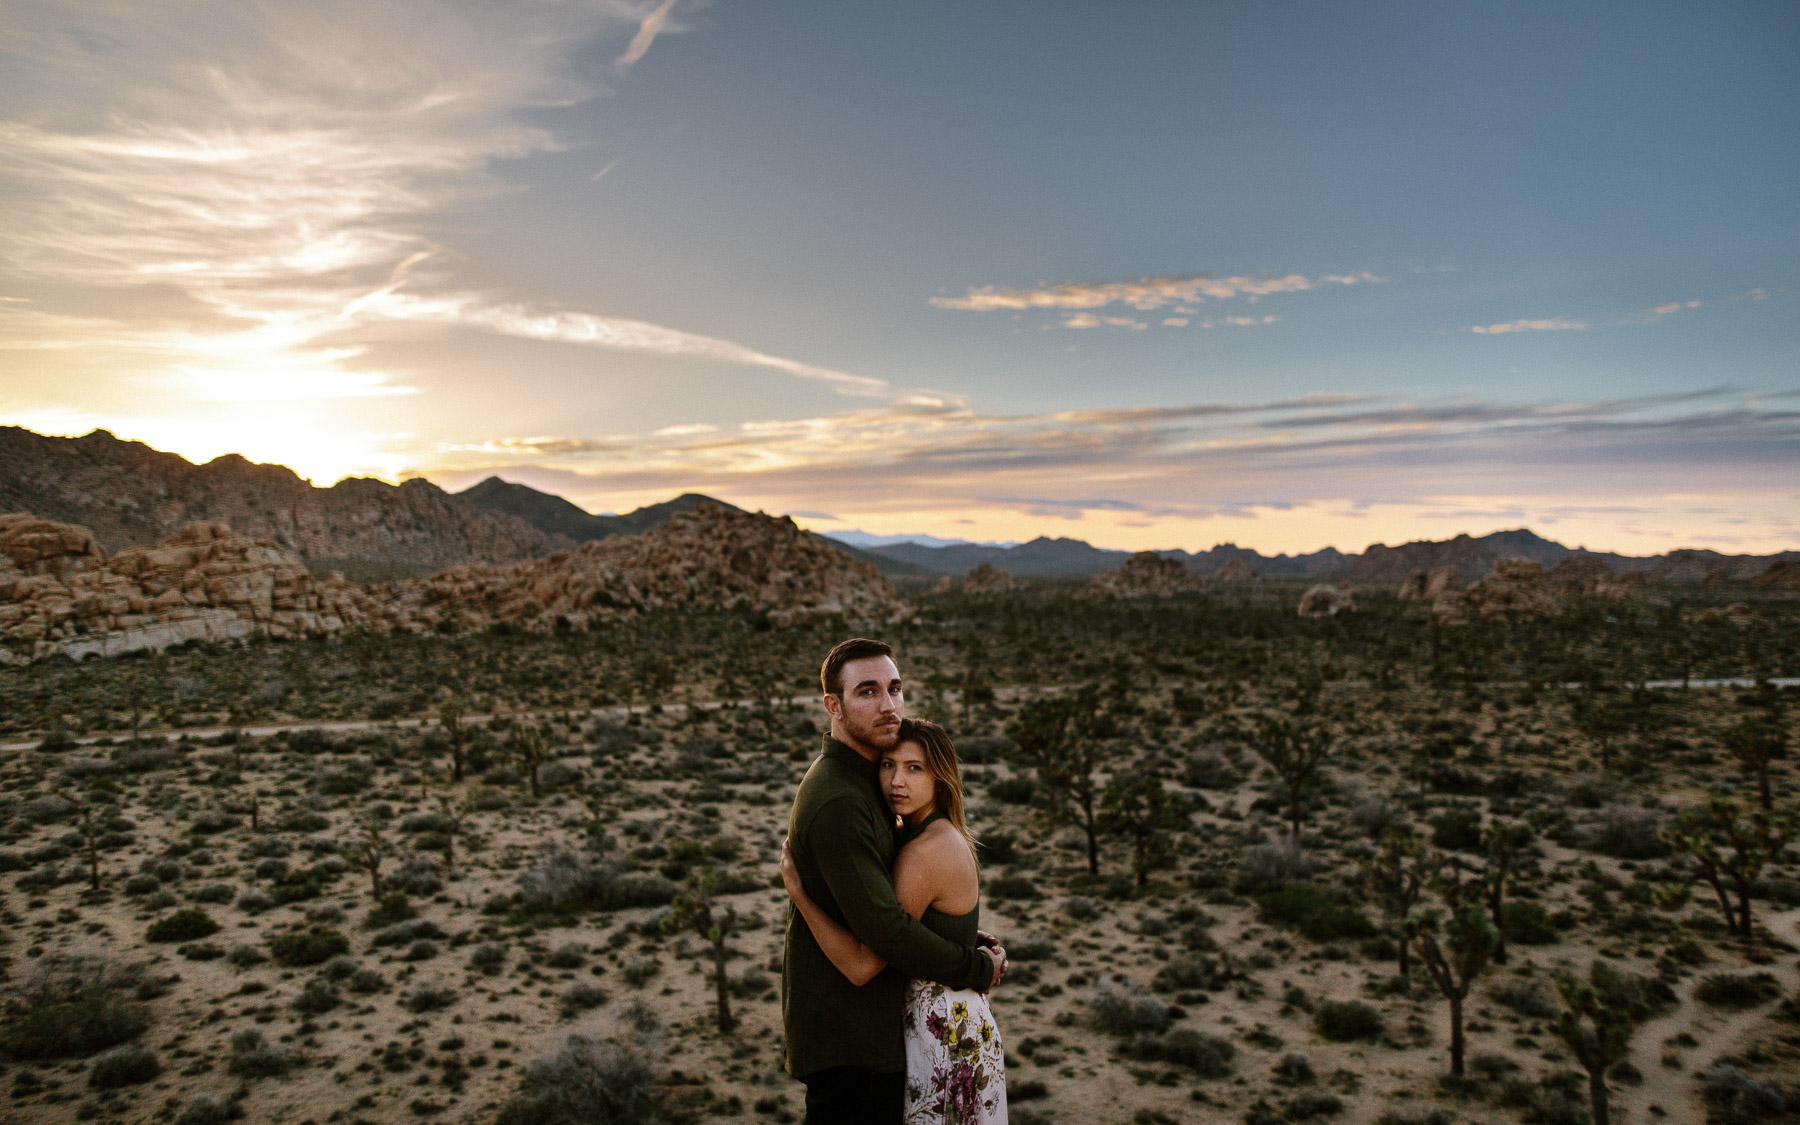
[
  {"xmin": 1481, "ymin": 820, "xmax": 1533, "ymax": 965},
  {"xmin": 1662, "ymin": 795, "xmax": 1794, "ymax": 941},
  {"xmin": 1007, "ymin": 687, "xmax": 1110, "ymax": 876},
  {"xmin": 439, "ymin": 701, "xmax": 470, "ymax": 783},
  {"xmin": 1361, "ymin": 830, "xmax": 1434, "ymax": 987},
  {"xmin": 61, "ymin": 791, "xmax": 104, "ymax": 893},
  {"xmin": 1253, "ymin": 713, "xmax": 1333, "ymax": 840},
  {"xmin": 340, "ymin": 826, "xmax": 388, "ymax": 900},
  {"xmin": 662, "ymin": 868, "xmax": 737, "ymax": 1033},
  {"xmin": 434, "ymin": 792, "xmax": 472, "ymax": 873},
  {"xmin": 1724, "ymin": 714, "xmax": 1788, "ymax": 811},
  {"xmin": 1097, "ymin": 771, "xmax": 1182, "ymax": 887},
  {"xmin": 1550, "ymin": 972, "xmax": 1637, "ymax": 1125},
  {"xmin": 513, "ymin": 727, "xmax": 548, "ymax": 798},
  {"xmin": 1573, "ymin": 696, "xmax": 1629, "ymax": 772},
  {"xmin": 1411, "ymin": 882, "xmax": 1499, "ymax": 1077}
]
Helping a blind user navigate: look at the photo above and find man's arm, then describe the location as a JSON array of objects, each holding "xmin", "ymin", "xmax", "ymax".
[{"xmin": 807, "ymin": 797, "xmax": 995, "ymax": 991}]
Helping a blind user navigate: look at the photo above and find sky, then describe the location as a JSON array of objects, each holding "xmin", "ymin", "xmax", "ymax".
[{"xmin": 1, "ymin": 0, "xmax": 1796, "ymax": 557}]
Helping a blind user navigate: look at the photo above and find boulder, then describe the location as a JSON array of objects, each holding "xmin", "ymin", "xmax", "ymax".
[
  {"xmin": 1298, "ymin": 582, "xmax": 1355, "ymax": 617},
  {"xmin": 1751, "ymin": 560, "xmax": 1800, "ymax": 590},
  {"xmin": 933, "ymin": 563, "xmax": 1017, "ymax": 596},
  {"xmin": 1085, "ymin": 552, "xmax": 1202, "ymax": 599},
  {"xmin": 1210, "ymin": 558, "xmax": 1255, "ymax": 582}
]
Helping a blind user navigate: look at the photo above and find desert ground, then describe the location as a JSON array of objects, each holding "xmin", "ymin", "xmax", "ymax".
[{"xmin": 2, "ymin": 582, "xmax": 1798, "ymax": 1125}]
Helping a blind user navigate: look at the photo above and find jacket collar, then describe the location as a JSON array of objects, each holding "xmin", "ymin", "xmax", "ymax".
[{"xmin": 822, "ymin": 734, "xmax": 880, "ymax": 782}]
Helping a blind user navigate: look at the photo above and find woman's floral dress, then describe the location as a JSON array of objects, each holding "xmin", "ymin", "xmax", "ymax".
[{"xmin": 903, "ymin": 944, "xmax": 1007, "ymax": 1123}]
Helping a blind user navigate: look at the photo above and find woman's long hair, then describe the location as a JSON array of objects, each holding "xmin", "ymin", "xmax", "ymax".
[{"xmin": 895, "ymin": 718, "xmax": 979, "ymax": 867}]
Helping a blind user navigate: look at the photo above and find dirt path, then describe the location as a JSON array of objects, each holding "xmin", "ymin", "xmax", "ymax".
[{"xmin": 1620, "ymin": 906, "xmax": 1800, "ymax": 1122}]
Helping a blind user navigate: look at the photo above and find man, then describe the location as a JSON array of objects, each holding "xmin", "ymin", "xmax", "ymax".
[{"xmin": 782, "ymin": 637, "xmax": 1007, "ymax": 1124}]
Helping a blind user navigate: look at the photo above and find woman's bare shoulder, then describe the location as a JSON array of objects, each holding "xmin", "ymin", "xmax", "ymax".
[{"xmin": 896, "ymin": 820, "xmax": 976, "ymax": 877}]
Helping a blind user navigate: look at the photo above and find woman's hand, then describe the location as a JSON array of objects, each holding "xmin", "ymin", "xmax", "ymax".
[{"xmin": 779, "ymin": 837, "xmax": 804, "ymax": 901}]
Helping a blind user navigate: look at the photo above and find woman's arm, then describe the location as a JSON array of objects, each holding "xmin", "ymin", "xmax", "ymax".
[{"xmin": 781, "ymin": 838, "xmax": 888, "ymax": 986}]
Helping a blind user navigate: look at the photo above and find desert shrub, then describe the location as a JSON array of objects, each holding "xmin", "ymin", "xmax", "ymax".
[
  {"xmin": 365, "ymin": 891, "xmax": 416, "ymax": 928},
  {"xmin": 146, "ymin": 909, "xmax": 219, "ymax": 943},
  {"xmin": 189, "ymin": 809, "xmax": 240, "ymax": 836},
  {"xmin": 1429, "ymin": 806, "xmax": 1484, "ymax": 852},
  {"xmin": 267, "ymin": 929, "xmax": 349, "ymax": 967},
  {"xmin": 977, "ymin": 831, "xmax": 1018, "ymax": 864},
  {"xmin": 1585, "ymin": 804, "xmax": 1670, "ymax": 859},
  {"xmin": 245, "ymin": 837, "xmax": 293, "ymax": 858},
  {"xmin": 1590, "ymin": 962, "xmax": 1677, "ymax": 1022},
  {"xmin": 1009, "ymin": 937, "xmax": 1057, "ymax": 962},
  {"xmin": 516, "ymin": 848, "xmax": 677, "ymax": 915},
  {"xmin": 404, "ymin": 981, "xmax": 458, "ymax": 1013},
  {"xmin": 1489, "ymin": 978, "xmax": 1558, "ymax": 1019},
  {"xmin": 1350, "ymin": 797, "xmax": 1405, "ymax": 838},
  {"xmin": 620, "ymin": 957, "xmax": 661, "ymax": 988},
  {"xmin": 319, "ymin": 955, "xmax": 360, "ymax": 981},
  {"xmin": 1256, "ymin": 884, "xmax": 1375, "ymax": 942},
  {"xmin": 1695, "ymin": 972, "xmax": 1782, "ymax": 1010},
  {"xmin": 538, "ymin": 760, "xmax": 584, "ymax": 791},
  {"xmin": 495, "ymin": 1034, "xmax": 664, "ymax": 1125},
  {"xmin": 404, "ymin": 939, "xmax": 440, "ymax": 961},
  {"xmin": 1701, "ymin": 1064, "xmax": 1800, "ymax": 1122},
  {"xmin": 1121, "ymin": 1027, "xmax": 1235, "ymax": 1076},
  {"xmin": 268, "ymin": 865, "xmax": 333, "ymax": 904},
  {"xmin": 388, "ymin": 857, "xmax": 445, "ymax": 896},
  {"xmin": 347, "ymin": 968, "xmax": 387, "ymax": 994},
  {"xmin": 236, "ymin": 888, "xmax": 274, "ymax": 914},
  {"xmin": 1088, "ymin": 977, "xmax": 1170, "ymax": 1035},
  {"xmin": 561, "ymin": 982, "xmax": 609, "ymax": 1016},
  {"xmin": 1282, "ymin": 1093, "xmax": 1344, "ymax": 1119},
  {"xmin": 253, "ymin": 857, "xmax": 290, "ymax": 881},
  {"xmin": 180, "ymin": 941, "xmax": 225, "ymax": 961},
  {"xmin": 292, "ymin": 979, "xmax": 340, "ymax": 1014},
  {"xmin": 373, "ymin": 918, "xmax": 446, "ymax": 947},
  {"xmin": 400, "ymin": 811, "xmax": 458, "ymax": 834},
  {"xmin": 190, "ymin": 882, "xmax": 236, "ymax": 904},
  {"xmin": 88, "ymin": 1042, "xmax": 160, "ymax": 1088},
  {"xmin": 123, "ymin": 873, "xmax": 161, "ymax": 896},
  {"xmin": 1756, "ymin": 876, "xmax": 1800, "ymax": 907},
  {"xmin": 316, "ymin": 766, "xmax": 371, "ymax": 795},
  {"xmin": 1315, "ymin": 1000, "xmax": 1384, "ymax": 1042},
  {"xmin": 1501, "ymin": 900, "xmax": 1560, "ymax": 945},
  {"xmin": 174, "ymin": 1092, "xmax": 240, "ymax": 1125},
  {"xmin": 471, "ymin": 943, "xmax": 508, "ymax": 975},
  {"xmin": 227, "ymin": 1029, "xmax": 296, "ymax": 1077},
  {"xmin": 546, "ymin": 943, "xmax": 587, "ymax": 969},
  {"xmin": 1237, "ymin": 840, "xmax": 1317, "ymax": 891},
  {"xmin": 987, "ymin": 875, "xmax": 1041, "ymax": 901},
  {"xmin": 1152, "ymin": 952, "xmax": 1241, "ymax": 993},
  {"xmin": 1184, "ymin": 749, "xmax": 1239, "ymax": 789},
  {"xmin": 988, "ymin": 776, "xmax": 1036, "ymax": 804},
  {"xmin": 1065, "ymin": 896, "xmax": 1100, "ymax": 921},
  {"xmin": 226, "ymin": 944, "xmax": 266, "ymax": 968}
]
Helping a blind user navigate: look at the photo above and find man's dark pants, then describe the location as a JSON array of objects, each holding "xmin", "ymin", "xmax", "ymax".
[{"xmin": 802, "ymin": 1066, "xmax": 903, "ymax": 1125}]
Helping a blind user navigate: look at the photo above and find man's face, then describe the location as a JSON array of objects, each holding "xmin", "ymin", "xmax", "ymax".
[{"xmin": 826, "ymin": 655, "xmax": 904, "ymax": 753}]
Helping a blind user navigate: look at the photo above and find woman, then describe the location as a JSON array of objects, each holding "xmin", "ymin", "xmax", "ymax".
[{"xmin": 781, "ymin": 718, "xmax": 1007, "ymax": 1125}]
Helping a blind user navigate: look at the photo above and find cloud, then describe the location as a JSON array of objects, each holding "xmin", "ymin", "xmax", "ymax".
[
  {"xmin": 1467, "ymin": 318, "xmax": 1588, "ymax": 334},
  {"xmin": 1640, "ymin": 287, "xmax": 1780, "ymax": 321},
  {"xmin": 614, "ymin": 0, "xmax": 680, "ymax": 73},
  {"xmin": 931, "ymin": 270, "xmax": 1382, "ymax": 313}
]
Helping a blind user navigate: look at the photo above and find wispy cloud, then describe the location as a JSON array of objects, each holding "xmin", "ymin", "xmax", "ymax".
[
  {"xmin": 931, "ymin": 271, "xmax": 1382, "ymax": 313},
  {"xmin": 1640, "ymin": 287, "xmax": 1778, "ymax": 321},
  {"xmin": 615, "ymin": 0, "xmax": 681, "ymax": 73},
  {"xmin": 1467, "ymin": 317, "xmax": 1588, "ymax": 334}
]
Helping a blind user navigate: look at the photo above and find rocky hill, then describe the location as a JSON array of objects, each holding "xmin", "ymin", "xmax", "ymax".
[
  {"xmin": 1086, "ymin": 552, "xmax": 1204, "ymax": 599},
  {"xmin": 0, "ymin": 504, "xmax": 906, "ymax": 663},
  {"xmin": 0, "ymin": 428, "xmax": 569, "ymax": 570}
]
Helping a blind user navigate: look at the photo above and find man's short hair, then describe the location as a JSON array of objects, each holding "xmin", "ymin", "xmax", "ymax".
[{"xmin": 821, "ymin": 638, "xmax": 895, "ymax": 697}]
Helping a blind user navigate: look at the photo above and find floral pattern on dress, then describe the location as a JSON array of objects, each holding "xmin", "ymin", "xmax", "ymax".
[{"xmin": 905, "ymin": 979, "xmax": 1007, "ymax": 1124}]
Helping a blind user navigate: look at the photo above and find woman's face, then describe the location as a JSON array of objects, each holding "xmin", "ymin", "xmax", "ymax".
[{"xmin": 880, "ymin": 740, "xmax": 936, "ymax": 822}]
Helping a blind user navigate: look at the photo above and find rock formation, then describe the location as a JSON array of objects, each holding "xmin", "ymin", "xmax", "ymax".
[
  {"xmin": 1297, "ymin": 582, "xmax": 1355, "ymax": 617},
  {"xmin": 0, "ymin": 515, "xmax": 394, "ymax": 664},
  {"xmin": 0, "ymin": 426, "xmax": 568, "ymax": 568},
  {"xmin": 1085, "ymin": 552, "xmax": 1203, "ymax": 599},
  {"xmin": 1210, "ymin": 559, "xmax": 1255, "ymax": 582},
  {"xmin": 1546, "ymin": 554, "xmax": 1616, "ymax": 598},
  {"xmin": 391, "ymin": 503, "xmax": 907, "ymax": 632},
  {"xmin": 1751, "ymin": 560, "xmax": 1800, "ymax": 590},
  {"xmin": 1397, "ymin": 566, "xmax": 1461, "ymax": 605},
  {"xmin": 932, "ymin": 563, "xmax": 1017, "ymax": 596},
  {"xmin": 0, "ymin": 504, "xmax": 908, "ymax": 663},
  {"xmin": 1434, "ymin": 558, "xmax": 1562, "ymax": 624}
]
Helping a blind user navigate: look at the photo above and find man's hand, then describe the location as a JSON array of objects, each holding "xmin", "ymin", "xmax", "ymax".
[
  {"xmin": 983, "ymin": 943, "xmax": 1008, "ymax": 991},
  {"xmin": 975, "ymin": 929, "xmax": 1000, "ymax": 949}
]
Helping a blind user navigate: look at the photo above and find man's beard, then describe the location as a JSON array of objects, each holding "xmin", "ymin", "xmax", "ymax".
[{"xmin": 843, "ymin": 708, "xmax": 901, "ymax": 751}]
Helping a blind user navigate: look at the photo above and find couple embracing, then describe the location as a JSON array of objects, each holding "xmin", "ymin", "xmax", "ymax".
[{"xmin": 780, "ymin": 638, "xmax": 1011, "ymax": 1124}]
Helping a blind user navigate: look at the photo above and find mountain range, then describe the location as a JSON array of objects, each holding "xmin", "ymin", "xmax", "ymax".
[{"xmin": 3, "ymin": 426, "xmax": 1792, "ymax": 584}]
